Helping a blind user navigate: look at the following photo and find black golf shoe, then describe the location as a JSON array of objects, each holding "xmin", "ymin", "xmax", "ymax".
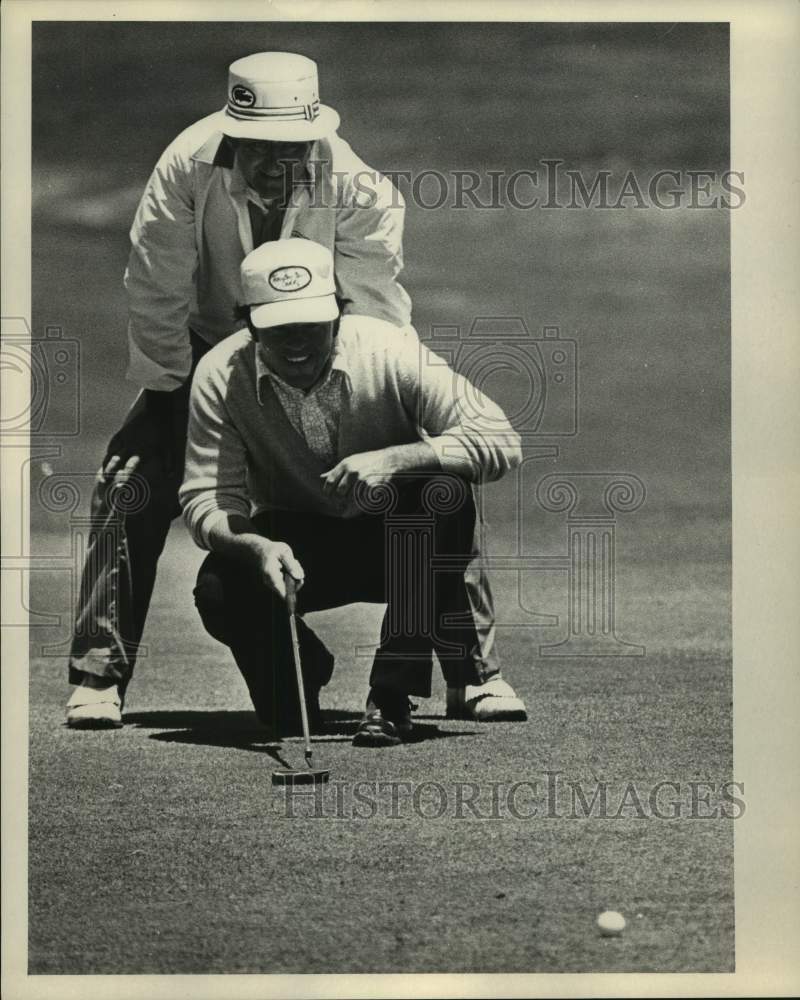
[{"xmin": 352, "ymin": 688, "xmax": 414, "ymax": 747}]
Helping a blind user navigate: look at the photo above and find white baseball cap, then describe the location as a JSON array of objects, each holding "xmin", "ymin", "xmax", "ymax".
[
  {"xmin": 219, "ymin": 52, "xmax": 340, "ymax": 142},
  {"xmin": 241, "ymin": 238, "xmax": 340, "ymax": 330}
]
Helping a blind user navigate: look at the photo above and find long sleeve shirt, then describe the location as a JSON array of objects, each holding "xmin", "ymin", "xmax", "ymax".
[
  {"xmin": 179, "ymin": 316, "xmax": 523, "ymax": 548},
  {"xmin": 124, "ymin": 113, "xmax": 411, "ymax": 391}
]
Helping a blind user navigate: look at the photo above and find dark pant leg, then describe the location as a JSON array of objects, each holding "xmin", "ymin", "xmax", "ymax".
[
  {"xmin": 68, "ymin": 399, "xmax": 183, "ymax": 690},
  {"xmin": 262, "ymin": 507, "xmax": 437, "ymax": 700},
  {"xmin": 259, "ymin": 480, "xmax": 495, "ymax": 698},
  {"xmin": 193, "ymin": 507, "xmax": 389, "ymax": 726},
  {"xmin": 427, "ymin": 478, "xmax": 501, "ymax": 687},
  {"xmin": 266, "ymin": 506, "xmax": 438, "ymax": 696},
  {"xmin": 68, "ymin": 334, "xmax": 209, "ymax": 690},
  {"xmin": 367, "ymin": 474, "xmax": 501, "ymax": 694},
  {"xmin": 193, "ymin": 551, "xmax": 333, "ymax": 731},
  {"xmin": 191, "ymin": 485, "xmax": 500, "ymax": 722}
]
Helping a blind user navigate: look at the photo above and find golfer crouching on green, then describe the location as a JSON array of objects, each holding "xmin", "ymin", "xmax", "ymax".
[{"xmin": 180, "ymin": 238, "xmax": 527, "ymax": 746}]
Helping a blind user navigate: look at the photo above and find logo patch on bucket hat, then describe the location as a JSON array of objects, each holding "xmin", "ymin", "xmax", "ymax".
[{"xmin": 231, "ymin": 85, "xmax": 256, "ymax": 107}]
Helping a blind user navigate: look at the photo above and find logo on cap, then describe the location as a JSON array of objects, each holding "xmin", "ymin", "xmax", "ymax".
[
  {"xmin": 268, "ymin": 266, "xmax": 312, "ymax": 293},
  {"xmin": 231, "ymin": 85, "xmax": 256, "ymax": 107}
]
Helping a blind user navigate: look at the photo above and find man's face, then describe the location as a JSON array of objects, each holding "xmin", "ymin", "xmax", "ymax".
[
  {"xmin": 256, "ymin": 320, "xmax": 336, "ymax": 391},
  {"xmin": 233, "ymin": 139, "xmax": 312, "ymax": 202}
]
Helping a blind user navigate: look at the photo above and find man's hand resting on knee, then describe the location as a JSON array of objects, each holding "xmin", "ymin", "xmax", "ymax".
[
  {"xmin": 98, "ymin": 388, "xmax": 188, "ymax": 499},
  {"xmin": 320, "ymin": 441, "xmax": 439, "ymax": 500}
]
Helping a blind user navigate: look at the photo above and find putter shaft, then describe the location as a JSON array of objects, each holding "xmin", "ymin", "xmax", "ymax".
[{"xmin": 285, "ymin": 576, "xmax": 313, "ymax": 764}]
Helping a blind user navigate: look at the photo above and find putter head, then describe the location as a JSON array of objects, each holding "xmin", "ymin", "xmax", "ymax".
[{"xmin": 272, "ymin": 768, "xmax": 330, "ymax": 786}]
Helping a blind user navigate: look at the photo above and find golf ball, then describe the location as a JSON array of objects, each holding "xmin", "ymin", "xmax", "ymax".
[{"xmin": 597, "ymin": 910, "xmax": 626, "ymax": 936}]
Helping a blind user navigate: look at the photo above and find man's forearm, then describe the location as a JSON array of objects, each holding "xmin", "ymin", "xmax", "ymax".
[
  {"xmin": 424, "ymin": 426, "xmax": 523, "ymax": 483},
  {"xmin": 204, "ymin": 511, "xmax": 304, "ymax": 596},
  {"xmin": 321, "ymin": 439, "xmax": 441, "ymax": 498},
  {"xmin": 383, "ymin": 439, "xmax": 441, "ymax": 474},
  {"xmin": 206, "ymin": 512, "xmax": 269, "ymax": 567}
]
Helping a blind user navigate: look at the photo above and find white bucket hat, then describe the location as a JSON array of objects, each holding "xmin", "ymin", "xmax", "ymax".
[
  {"xmin": 241, "ymin": 238, "xmax": 340, "ymax": 330},
  {"xmin": 219, "ymin": 52, "xmax": 340, "ymax": 142}
]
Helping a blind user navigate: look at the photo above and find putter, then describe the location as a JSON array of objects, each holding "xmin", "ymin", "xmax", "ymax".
[{"xmin": 271, "ymin": 571, "xmax": 330, "ymax": 786}]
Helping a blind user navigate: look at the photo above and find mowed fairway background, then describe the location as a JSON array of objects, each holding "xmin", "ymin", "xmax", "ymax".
[{"xmin": 29, "ymin": 23, "xmax": 733, "ymax": 973}]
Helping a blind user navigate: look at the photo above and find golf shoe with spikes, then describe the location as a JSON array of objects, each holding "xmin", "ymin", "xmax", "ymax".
[
  {"xmin": 66, "ymin": 680, "xmax": 123, "ymax": 729},
  {"xmin": 446, "ymin": 675, "xmax": 527, "ymax": 722},
  {"xmin": 353, "ymin": 688, "xmax": 414, "ymax": 747}
]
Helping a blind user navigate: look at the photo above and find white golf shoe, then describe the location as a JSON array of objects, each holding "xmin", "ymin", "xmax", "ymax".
[
  {"xmin": 66, "ymin": 680, "xmax": 123, "ymax": 729},
  {"xmin": 446, "ymin": 675, "xmax": 527, "ymax": 722}
]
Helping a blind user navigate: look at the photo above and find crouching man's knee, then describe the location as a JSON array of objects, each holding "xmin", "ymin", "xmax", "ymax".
[{"xmin": 193, "ymin": 557, "xmax": 232, "ymax": 647}]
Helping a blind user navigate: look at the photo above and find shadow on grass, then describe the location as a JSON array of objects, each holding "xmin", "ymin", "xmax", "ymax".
[{"xmin": 123, "ymin": 709, "xmax": 477, "ymax": 753}]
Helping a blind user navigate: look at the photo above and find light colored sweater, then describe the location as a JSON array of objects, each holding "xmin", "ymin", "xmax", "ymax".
[{"xmin": 179, "ymin": 315, "xmax": 522, "ymax": 548}]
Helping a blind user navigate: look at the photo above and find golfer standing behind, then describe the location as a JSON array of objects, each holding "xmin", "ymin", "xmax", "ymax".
[
  {"xmin": 181, "ymin": 239, "xmax": 528, "ymax": 745},
  {"xmin": 66, "ymin": 52, "xmax": 412, "ymax": 727}
]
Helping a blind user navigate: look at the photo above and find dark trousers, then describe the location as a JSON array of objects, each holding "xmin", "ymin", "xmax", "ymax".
[
  {"xmin": 193, "ymin": 476, "xmax": 500, "ymax": 727},
  {"xmin": 68, "ymin": 334, "xmax": 210, "ymax": 690}
]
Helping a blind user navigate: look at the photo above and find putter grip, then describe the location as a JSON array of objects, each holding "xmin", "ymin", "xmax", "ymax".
[{"xmin": 283, "ymin": 571, "xmax": 297, "ymax": 614}]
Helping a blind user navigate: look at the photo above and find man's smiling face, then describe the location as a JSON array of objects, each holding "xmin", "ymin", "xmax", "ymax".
[
  {"xmin": 233, "ymin": 139, "xmax": 312, "ymax": 202},
  {"xmin": 255, "ymin": 320, "xmax": 336, "ymax": 391}
]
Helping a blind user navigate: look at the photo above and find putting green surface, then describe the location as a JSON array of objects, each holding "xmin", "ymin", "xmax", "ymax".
[
  {"xmin": 28, "ymin": 22, "xmax": 733, "ymax": 973},
  {"xmin": 29, "ymin": 525, "xmax": 733, "ymax": 974}
]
